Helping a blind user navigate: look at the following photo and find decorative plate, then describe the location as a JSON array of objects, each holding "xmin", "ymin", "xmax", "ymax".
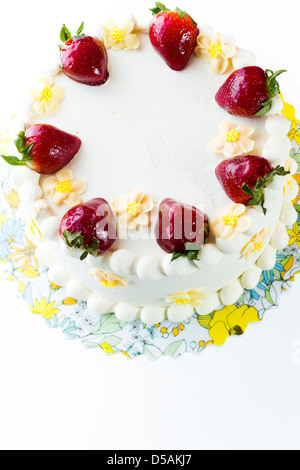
[{"xmin": 0, "ymin": 99, "xmax": 299, "ymax": 360}]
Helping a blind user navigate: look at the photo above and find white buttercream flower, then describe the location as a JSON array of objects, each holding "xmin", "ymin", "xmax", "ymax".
[
  {"xmin": 43, "ymin": 169, "xmax": 86, "ymax": 207},
  {"xmin": 89, "ymin": 269, "xmax": 128, "ymax": 288},
  {"xmin": 102, "ymin": 19, "xmax": 140, "ymax": 51},
  {"xmin": 195, "ymin": 31, "xmax": 236, "ymax": 74},
  {"xmin": 212, "ymin": 204, "xmax": 251, "ymax": 240},
  {"xmin": 30, "ymin": 76, "xmax": 65, "ymax": 114},
  {"xmin": 209, "ymin": 121, "xmax": 255, "ymax": 158},
  {"xmin": 112, "ymin": 189, "xmax": 154, "ymax": 230}
]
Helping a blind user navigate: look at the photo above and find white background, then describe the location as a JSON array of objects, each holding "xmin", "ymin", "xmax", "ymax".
[{"xmin": 0, "ymin": 0, "xmax": 300, "ymax": 451}]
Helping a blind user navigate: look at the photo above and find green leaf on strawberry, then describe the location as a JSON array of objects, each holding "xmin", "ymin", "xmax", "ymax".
[
  {"xmin": 149, "ymin": 2, "xmax": 169, "ymax": 15},
  {"xmin": 255, "ymin": 69, "xmax": 286, "ymax": 117},
  {"xmin": 59, "ymin": 22, "xmax": 85, "ymax": 50},
  {"xmin": 0, "ymin": 128, "xmax": 34, "ymax": 167},
  {"xmin": 76, "ymin": 22, "xmax": 85, "ymax": 36},
  {"xmin": 242, "ymin": 165, "xmax": 289, "ymax": 214},
  {"xmin": 60, "ymin": 24, "xmax": 72, "ymax": 43},
  {"xmin": 171, "ymin": 250, "xmax": 200, "ymax": 262},
  {"xmin": 171, "ymin": 242, "xmax": 205, "ymax": 262},
  {"xmin": 63, "ymin": 230, "xmax": 99, "ymax": 261}
]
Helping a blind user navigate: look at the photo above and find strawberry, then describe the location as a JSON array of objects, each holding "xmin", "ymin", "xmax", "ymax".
[
  {"xmin": 59, "ymin": 198, "xmax": 117, "ymax": 260},
  {"xmin": 215, "ymin": 156, "xmax": 289, "ymax": 213},
  {"xmin": 59, "ymin": 22, "xmax": 109, "ymax": 86},
  {"xmin": 155, "ymin": 198, "xmax": 210, "ymax": 261},
  {"xmin": 215, "ymin": 66, "xmax": 286, "ymax": 117},
  {"xmin": 0, "ymin": 124, "xmax": 81, "ymax": 175},
  {"xmin": 149, "ymin": 2, "xmax": 199, "ymax": 71}
]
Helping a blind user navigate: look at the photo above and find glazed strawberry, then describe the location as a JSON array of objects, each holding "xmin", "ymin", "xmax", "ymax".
[
  {"xmin": 149, "ymin": 2, "xmax": 199, "ymax": 71},
  {"xmin": 215, "ymin": 66, "xmax": 286, "ymax": 117},
  {"xmin": 155, "ymin": 198, "xmax": 210, "ymax": 261},
  {"xmin": 59, "ymin": 198, "xmax": 117, "ymax": 260},
  {"xmin": 59, "ymin": 22, "xmax": 109, "ymax": 86},
  {"xmin": 0, "ymin": 124, "xmax": 81, "ymax": 175},
  {"xmin": 215, "ymin": 156, "xmax": 288, "ymax": 213}
]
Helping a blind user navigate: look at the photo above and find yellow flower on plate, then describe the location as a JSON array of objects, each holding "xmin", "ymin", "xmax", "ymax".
[
  {"xmin": 280, "ymin": 94, "xmax": 300, "ymax": 124},
  {"xmin": 195, "ymin": 31, "xmax": 236, "ymax": 74},
  {"xmin": 43, "ymin": 169, "xmax": 87, "ymax": 207},
  {"xmin": 29, "ymin": 297, "xmax": 60, "ymax": 320},
  {"xmin": 241, "ymin": 228, "xmax": 270, "ymax": 260},
  {"xmin": 166, "ymin": 289, "xmax": 205, "ymax": 308},
  {"xmin": 8, "ymin": 234, "xmax": 38, "ymax": 271},
  {"xmin": 209, "ymin": 121, "xmax": 255, "ymax": 158},
  {"xmin": 112, "ymin": 189, "xmax": 154, "ymax": 231},
  {"xmin": 89, "ymin": 269, "xmax": 128, "ymax": 288},
  {"xmin": 287, "ymin": 223, "xmax": 300, "ymax": 249},
  {"xmin": 63, "ymin": 297, "xmax": 77, "ymax": 306},
  {"xmin": 102, "ymin": 19, "xmax": 140, "ymax": 51},
  {"xmin": 5, "ymin": 189, "xmax": 20, "ymax": 209},
  {"xmin": 0, "ymin": 129, "xmax": 12, "ymax": 155},
  {"xmin": 30, "ymin": 76, "xmax": 65, "ymax": 114},
  {"xmin": 100, "ymin": 342, "xmax": 114, "ymax": 354},
  {"xmin": 212, "ymin": 204, "xmax": 251, "ymax": 240},
  {"xmin": 208, "ymin": 304, "xmax": 260, "ymax": 346},
  {"xmin": 288, "ymin": 121, "xmax": 300, "ymax": 146}
]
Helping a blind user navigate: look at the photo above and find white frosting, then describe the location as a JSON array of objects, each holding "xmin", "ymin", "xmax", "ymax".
[{"xmin": 8, "ymin": 15, "xmax": 294, "ymax": 324}]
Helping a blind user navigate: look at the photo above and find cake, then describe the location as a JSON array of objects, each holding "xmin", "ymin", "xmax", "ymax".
[{"xmin": 3, "ymin": 4, "xmax": 297, "ymax": 326}]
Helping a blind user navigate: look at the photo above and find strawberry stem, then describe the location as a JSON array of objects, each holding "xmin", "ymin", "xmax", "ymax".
[
  {"xmin": 59, "ymin": 22, "xmax": 85, "ymax": 48},
  {"xmin": 149, "ymin": 3, "xmax": 197, "ymax": 24},
  {"xmin": 63, "ymin": 230, "xmax": 99, "ymax": 260},
  {"xmin": 255, "ymin": 69, "xmax": 287, "ymax": 117},
  {"xmin": 0, "ymin": 155, "xmax": 27, "ymax": 166},
  {"xmin": 171, "ymin": 250, "xmax": 200, "ymax": 262},
  {"xmin": 149, "ymin": 2, "xmax": 169, "ymax": 14},
  {"xmin": 242, "ymin": 165, "xmax": 289, "ymax": 214},
  {"xmin": 0, "ymin": 128, "xmax": 33, "ymax": 167},
  {"xmin": 60, "ymin": 24, "xmax": 72, "ymax": 43}
]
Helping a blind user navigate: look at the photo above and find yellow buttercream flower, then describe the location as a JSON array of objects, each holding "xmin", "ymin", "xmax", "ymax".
[
  {"xmin": 112, "ymin": 189, "xmax": 154, "ymax": 231},
  {"xmin": 43, "ymin": 169, "xmax": 86, "ymax": 207},
  {"xmin": 30, "ymin": 76, "xmax": 65, "ymax": 114},
  {"xmin": 102, "ymin": 19, "xmax": 140, "ymax": 51},
  {"xmin": 209, "ymin": 121, "xmax": 255, "ymax": 159},
  {"xmin": 212, "ymin": 204, "xmax": 251, "ymax": 240},
  {"xmin": 284, "ymin": 157, "xmax": 299, "ymax": 200},
  {"xmin": 29, "ymin": 297, "xmax": 60, "ymax": 320},
  {"xmin": 208, "ymin": 304, "xmax": 260, "ymax": 346},
  {"xmin": 241, "ymin": 228, "xmax": 270, "ymax": 260},
  {"xmin": 195, "ymin": 31, "xmax": 236, "ymax": 74},
  {"xmin": 167, "ymin": 289, "xmax": 205, "ymax": 308},
  {"xmin": 89, "ymin": 269, "xmax": 128, "ymax": 288}
]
